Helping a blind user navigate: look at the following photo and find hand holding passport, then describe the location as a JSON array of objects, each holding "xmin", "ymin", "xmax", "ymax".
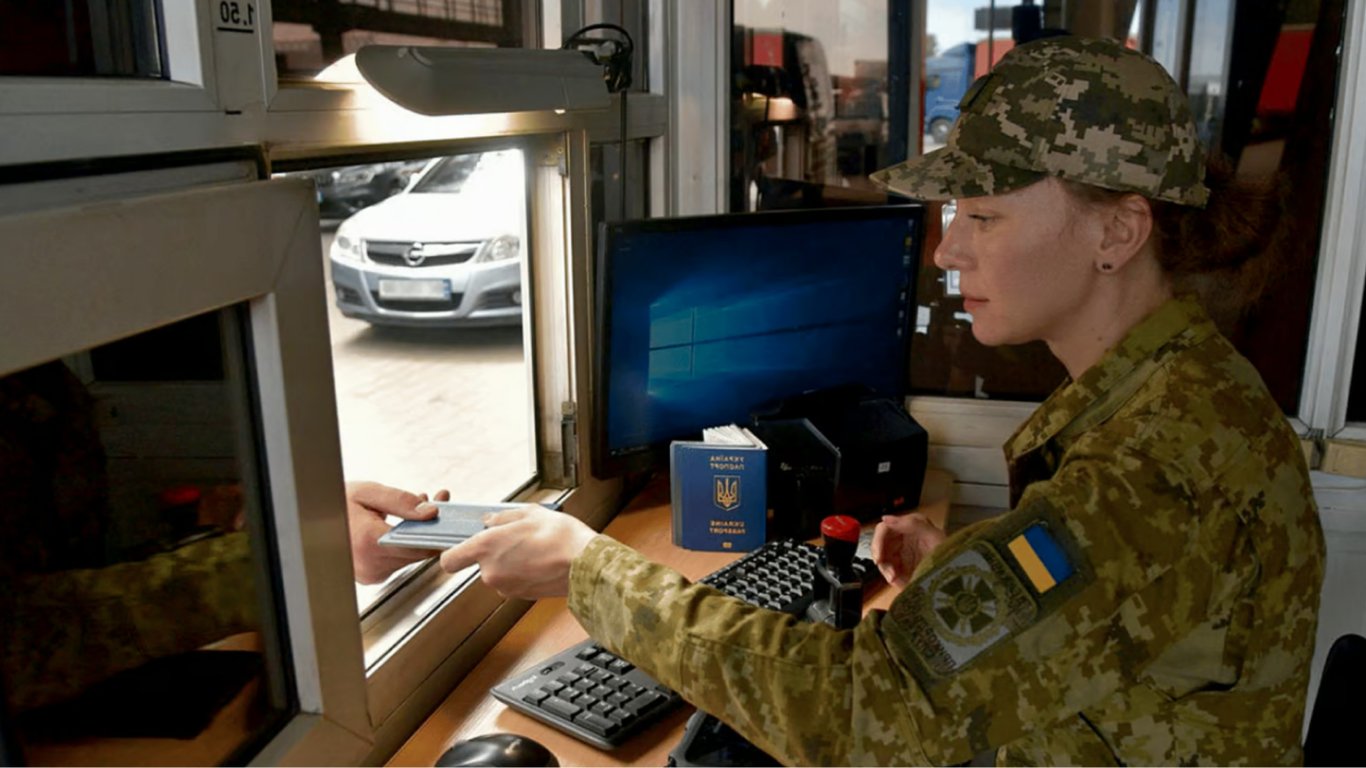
[
  {"xmin": 378, "ymin": 501, "xmax": 527, "ymax": 549},
  {"xmin": 379, "ymin": 501, "xmax": 564, "ymax": 549}
]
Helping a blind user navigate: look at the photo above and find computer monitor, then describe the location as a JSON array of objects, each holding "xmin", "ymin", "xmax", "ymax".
[{"xmin": 592, "ymin": 204, "xmax": 923, "ymax": 478}]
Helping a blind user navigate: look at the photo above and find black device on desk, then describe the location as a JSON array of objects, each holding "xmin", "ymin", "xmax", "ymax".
[
  {"xmin": 754, "ymin": 384, "xmax": 929, "ymax": 530},
  {"xmin": 488, "ymin": 532, "xmax": 880, "ymax": 751},
  {"xmin": 436, "ymin": 733, "xmax": 558, "ymax": 767}
]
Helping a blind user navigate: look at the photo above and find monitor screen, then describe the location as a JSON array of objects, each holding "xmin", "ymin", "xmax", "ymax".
[{"xmin": 593, "ymin": 204, "xmax": 923, "ymax": 477}]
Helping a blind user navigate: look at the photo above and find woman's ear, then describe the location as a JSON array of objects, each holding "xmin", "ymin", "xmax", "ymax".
[{"xmin": 1096, "ymin": 194, "xmax": 1154, "ymax": 272}]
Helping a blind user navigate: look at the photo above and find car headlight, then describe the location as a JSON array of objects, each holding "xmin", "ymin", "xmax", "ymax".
[
  {"xmin": 334, "ymin": 166, "xmax": 377, "ymax": 186},
  {"xmin": 475, "ymin": 234, "xmax": 520, "ymax": 263},
  {"xmin": 331, "ymin": 227, "xmax": 364, "ymax": 263}
]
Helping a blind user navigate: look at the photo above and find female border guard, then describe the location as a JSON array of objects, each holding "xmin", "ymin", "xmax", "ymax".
[{"xmin": 440, "ymin": 36, "xmax": 1325, "ymax": 765}]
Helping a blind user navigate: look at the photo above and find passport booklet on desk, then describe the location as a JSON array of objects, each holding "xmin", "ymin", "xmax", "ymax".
[{"xmin": 669, "ymin": 425, "xmax": 767, "ymax": 551}]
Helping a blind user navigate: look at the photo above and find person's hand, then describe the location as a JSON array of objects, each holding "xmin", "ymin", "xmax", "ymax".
[
  {"xmin": 870, "ymin": 512, "xmax": 946, "ymax": 589},
  {"xmin": 198, "ymin": 483, "xmax": 246, "ymax": 532},
  {"xmin": 347, "ymin": 481, "xmax": 450, "ymax": 585},
  {"xmin": 438, "ymin": 504, "xmax": 596, "ymax": 600}
]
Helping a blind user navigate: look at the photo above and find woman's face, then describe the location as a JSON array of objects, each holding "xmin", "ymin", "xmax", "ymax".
[{"xmin": 933, "ymin": 178, "xmax": 1102, "ymax": 348}]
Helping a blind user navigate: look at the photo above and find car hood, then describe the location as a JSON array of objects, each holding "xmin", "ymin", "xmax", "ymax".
[{"xmin": 341, "ymin": 192, "xmax": 517, "ymax": 242}]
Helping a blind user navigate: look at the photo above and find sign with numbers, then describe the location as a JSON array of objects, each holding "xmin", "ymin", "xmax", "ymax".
[{"xmin": 216, "ymin": 0, "xmax": 256, "ymax": 34}]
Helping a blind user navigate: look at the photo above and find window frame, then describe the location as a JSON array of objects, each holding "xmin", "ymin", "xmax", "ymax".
[
  {"xmin": 0, "ymin": 174, "xmax": 373, "ymax": 765},
  {"xmin": 2, "ymin": 2, "xmax": 670, "ymax": 763},
  {"xmin": 243, "ymin": 6, "xmax": 668, "ymax": 757},
  {"xmin": 0, "ymin": 3, "xmax": 265, "ymax": 166},
  {"xmin": 1301, "ymin": 0, "xmax": 1366, "ymax": 443},
  {"xmin": 0, "ymin": 2, "xmax": 215, "ymax": 113}
]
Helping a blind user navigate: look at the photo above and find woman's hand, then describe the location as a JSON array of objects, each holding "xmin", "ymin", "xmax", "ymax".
[
  {"xmin": 439, "ymin": 505, "xmax": 597, "ymax": 600},
  {"xmin": 870, "ymin": 512, "xmax": 946, "ymax": 589},
  {"xmin": 347, "ymin": 481, "xmax": 450, "ymax": 585}
]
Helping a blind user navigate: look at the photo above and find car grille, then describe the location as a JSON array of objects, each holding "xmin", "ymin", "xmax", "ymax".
[
  {"xmin": 365, "ymin": 239, "xmax": 480, "ymax": 268},
  {"xmin": 371, "ymin": 292, "xmax": 464, "ymax": 312}
]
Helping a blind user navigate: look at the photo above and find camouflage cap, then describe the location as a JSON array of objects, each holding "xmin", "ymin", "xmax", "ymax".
[{"xmin": 870, "ymin": 36, "xmax": 1209, "ymax": 207}]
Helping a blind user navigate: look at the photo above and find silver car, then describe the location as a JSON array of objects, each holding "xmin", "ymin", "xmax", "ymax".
[{"xmin": 329, "ymin": 150, "xmax": 525, "ymax": 327}]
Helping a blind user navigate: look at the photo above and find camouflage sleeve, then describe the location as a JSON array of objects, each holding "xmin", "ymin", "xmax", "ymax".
[
  {"xmin": 570, "ymin": 441, "xmax": 1240, "ymax": 764},
  {"xmin": 1, "ymin": 531, "xmax": 258, "ymax": 711},
  {"xmin": 569, "ymin": 534, "xmax": 938, "ymax": 765},
  {"xmin": 878, "ymin": 440, "xmax": 1242, "ymax": 761}
]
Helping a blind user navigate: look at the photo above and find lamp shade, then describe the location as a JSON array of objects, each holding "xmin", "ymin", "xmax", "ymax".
[{"xmin": 354, "ymin": 45, "xmax": 611, "ymax": 116}]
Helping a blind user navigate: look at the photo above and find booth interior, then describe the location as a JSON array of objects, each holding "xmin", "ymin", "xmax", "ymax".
[
  {"xmin": 390, "ymin": 202, "xmax": 946, "ymax": 766},
  {"xmin": 3, "ymin": 0, "xmax": 1358, "ymax": 764}
]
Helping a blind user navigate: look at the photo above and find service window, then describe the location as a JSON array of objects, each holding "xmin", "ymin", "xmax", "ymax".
[{"xmin": 276, "ymin": 145, "xmax": 536, "ymax": 615}]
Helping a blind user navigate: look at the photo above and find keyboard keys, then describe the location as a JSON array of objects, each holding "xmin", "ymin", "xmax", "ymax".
[
  {"xmin": 522, "ymin": 689, "xmax": 551, "ymax": 706},
  {"xmin": 541, "ymin": 696, "xmax": 582, "ymax": 719},
  {"xmin": 573, "ymin": 711, "xmax": 620, "ymax": 736},
  {"xmin": 625, "ymin": 690, "xmax": 663, "ymax": 713},
  {"xmin": 491, "ymin": 540, "xmax": 877, "ymax": 750}
]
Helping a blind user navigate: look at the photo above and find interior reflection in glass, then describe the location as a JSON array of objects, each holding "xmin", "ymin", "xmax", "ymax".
[{"xmin": 0, "ymin": 308, "xmax": 290, "ymax": 766}]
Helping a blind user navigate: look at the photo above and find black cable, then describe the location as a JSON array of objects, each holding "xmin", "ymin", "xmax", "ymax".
[
  {"xmin": 562, "ymin": 23, "xmax": 634, "ymax": 92},
  {"xmin": 563, "ymin": 23, "xmax": 635, "ymax": 221},
  {"xmin": 619, "ymin": 82, "xmax": 628, "ymax": 221}
]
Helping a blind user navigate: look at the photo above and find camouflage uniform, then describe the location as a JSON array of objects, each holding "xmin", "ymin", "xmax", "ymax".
[
  {"xmin": 570, "ymin": 296, "xmax": 1323, "ymax": 765},
  {"xmin": 567, "ymin": 37, "xmax": 1325, "ymax": 766},
  {"xmin": 0, "ymin": 362, "xmax": 258, "ymax": 712}
]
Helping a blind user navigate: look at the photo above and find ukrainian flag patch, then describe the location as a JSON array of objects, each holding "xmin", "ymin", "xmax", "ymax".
[
  {"xmin": 883, "ymin": 504, "xmax": 1092, "ymax": 687},
  {"xmin": 1007, "ymin": 523, "xmax": 1074, "ymax": 594}
]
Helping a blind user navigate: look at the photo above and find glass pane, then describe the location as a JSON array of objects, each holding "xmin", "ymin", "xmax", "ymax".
[
  {"xmin": 923, "ymin": 2, "xmax": 1013, "ymax": 152},
  {"xmin": 1190, "ymin": 0, "xmax": 1340, "ymax": 413},
  {"xmin": 591, "ymin": 139, "xmax": 650, "ymax": 232},
  {"xmin": 1, "ymin": 308, "xmax": 293, "ymax": 766},
  {"xmin": 279, "ymin": 148, "xmax": 534, "ymax": 613},
  {"xmin": 730, "ymin": 0, "xmax": 907, "ymax": 212},
  {"xmin": 909, "ymin": 0, "xmax": 1340, "ymax": 411},
  {"xmin": 273, "ymin": 0, "xmax": 523, "ymax": 81},
  {"xmin": 910, "ymin": 0, "xmax": 1082, "ymax": 400},
  {"xmin": 0, "ymin": 1, "xmax": 164, "ymax": 78}
]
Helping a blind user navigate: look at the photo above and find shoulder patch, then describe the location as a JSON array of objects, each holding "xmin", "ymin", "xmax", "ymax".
[
  {"xmin": 898, "ymin": 543, "xmax": 1036, "ymax": 677},
  {"xmin": 885, "ymin": 508, "xmax": 1091, "ymax": 685}
]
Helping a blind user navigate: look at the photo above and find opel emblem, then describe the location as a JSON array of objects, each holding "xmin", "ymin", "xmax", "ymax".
[{"xmin": 404, "ymin": 242, "xmax": 427, "ymax": 267}]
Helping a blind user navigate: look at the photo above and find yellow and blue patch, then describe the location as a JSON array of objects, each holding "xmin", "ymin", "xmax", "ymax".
[
  {"xmin": 1007, "ymin": 523, "xmax": 1074, "ymax": 594},
  {"xmin": 885, "ymin": 506, "xmax": 1091, "ymax": 685}
]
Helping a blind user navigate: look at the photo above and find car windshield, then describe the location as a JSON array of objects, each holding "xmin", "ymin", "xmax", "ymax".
[{"xmin": 411, "ymin": 154, "xmax": 483, "ymax": 194}]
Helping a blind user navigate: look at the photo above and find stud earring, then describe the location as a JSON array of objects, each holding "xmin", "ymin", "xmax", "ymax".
[{"xmin": 1098, "ymin": 262, "xmax": 1114, "ymax": 272}]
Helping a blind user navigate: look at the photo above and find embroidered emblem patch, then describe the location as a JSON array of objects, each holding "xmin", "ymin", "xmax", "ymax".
[
  {"xmin": 885, "ymin": 504, "xmax": 1092, "ymax": 686},
  {"xmin": 903, "ymin": 544, "xmax": 1037, "ymax": 677}
]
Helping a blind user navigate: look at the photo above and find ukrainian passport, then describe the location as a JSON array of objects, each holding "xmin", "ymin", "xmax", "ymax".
[{"xmin": 669, "ymin": 425, "xmax": 767, "ymax": 552}]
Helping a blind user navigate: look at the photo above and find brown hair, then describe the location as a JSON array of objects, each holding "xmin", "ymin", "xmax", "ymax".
[{"xmin": 1061, "ymin": 154, "xmax": 1286, "ymax": 324}]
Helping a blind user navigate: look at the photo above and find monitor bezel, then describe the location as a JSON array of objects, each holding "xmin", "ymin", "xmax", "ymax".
[{"xmin": 591, "ymin": 203, "xmax": 925, "ymax": 479}]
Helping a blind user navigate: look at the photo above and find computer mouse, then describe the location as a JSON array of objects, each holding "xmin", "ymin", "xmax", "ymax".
[{"xmin": 434, "ymin": 732, "xmax": 559, "ymax": 767}]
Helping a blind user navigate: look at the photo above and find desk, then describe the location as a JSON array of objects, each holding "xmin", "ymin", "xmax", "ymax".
[{"xmin": 389, "ymin": 469, "xmax": 953, "ymax": 767}]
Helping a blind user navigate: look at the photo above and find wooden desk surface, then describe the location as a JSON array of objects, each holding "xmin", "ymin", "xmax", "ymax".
[{"xmin": 388, "ymin": 470, "xmax": 952, "ymax": 767}]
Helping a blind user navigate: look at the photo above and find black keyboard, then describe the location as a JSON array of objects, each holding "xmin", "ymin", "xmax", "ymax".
[{"xmin": 489, "ymin": 539, "xmax": 877, "ymax": 750}]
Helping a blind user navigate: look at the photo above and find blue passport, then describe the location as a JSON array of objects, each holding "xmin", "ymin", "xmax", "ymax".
[{"xmin": 669, "ymin": 426, "xmax": 768, "ymax": 552}]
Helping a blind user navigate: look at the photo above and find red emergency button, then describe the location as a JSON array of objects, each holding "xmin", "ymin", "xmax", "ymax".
[{"xmin": 820, "ymin": 514, "xmax": 861, "ymax": 543}]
